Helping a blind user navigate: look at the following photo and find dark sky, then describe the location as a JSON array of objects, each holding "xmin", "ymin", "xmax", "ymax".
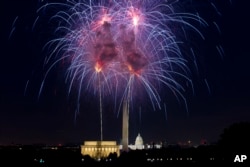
[{"xmin": 1, "ymin": 0, "xmax": 250, "ymax": 146}]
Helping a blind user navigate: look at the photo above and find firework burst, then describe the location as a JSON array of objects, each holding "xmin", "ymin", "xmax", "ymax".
[{"xmin": 35, "ymin": 0, "xmax": 221, "ymax": 121}]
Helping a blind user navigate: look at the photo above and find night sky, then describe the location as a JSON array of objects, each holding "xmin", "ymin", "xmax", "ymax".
[{"xmin": 1, "ymin": 0, "xmax": 250, "ymax": 146}]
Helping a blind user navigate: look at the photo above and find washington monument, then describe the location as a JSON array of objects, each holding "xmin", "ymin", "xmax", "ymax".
[{"xmin": 122, "ymin": 99, "xmax": 129, "ymax": 152}]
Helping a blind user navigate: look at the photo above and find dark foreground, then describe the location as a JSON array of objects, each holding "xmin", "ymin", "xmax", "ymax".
[{"xmin": 0, "ymin": 144, "xmax": 249, "ymax": 167}]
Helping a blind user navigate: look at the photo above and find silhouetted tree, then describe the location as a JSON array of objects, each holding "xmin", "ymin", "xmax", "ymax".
[{"xmin": 218, "ymin": 121, "xmax": 250, "ymax": 152}]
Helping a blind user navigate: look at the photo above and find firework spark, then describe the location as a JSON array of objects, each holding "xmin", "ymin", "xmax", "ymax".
[{"xmin": 35, "ymin": 0, "xmax": 219, "ymax": 120}]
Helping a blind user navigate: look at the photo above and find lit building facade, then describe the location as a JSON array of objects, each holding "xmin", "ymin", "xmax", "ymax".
[
  {"xmin": 135, "ymin": 133, "xmax": 144, "ymax": 150},
  {"xmin": 119, "ymin": 133, "xmax": 145, "ymax": 150},
  {"xmin": 81, "ymin": 141, "xmax": 120, "ymax": 159}
]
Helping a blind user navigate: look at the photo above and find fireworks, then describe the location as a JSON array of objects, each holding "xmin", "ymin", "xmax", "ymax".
[{"xmin": 35, "ymin": 0, "xmax": 219, "ymax": 117}]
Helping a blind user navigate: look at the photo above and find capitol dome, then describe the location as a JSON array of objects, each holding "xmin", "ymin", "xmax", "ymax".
[{"xmin": 135, "ymin": 133, "xmax": 144, "ymax": 149}]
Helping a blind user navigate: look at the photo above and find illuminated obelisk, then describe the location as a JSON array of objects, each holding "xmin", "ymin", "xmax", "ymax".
[{"xmin": 122, "ymin": 98, "xmax": 129, "ymax": 152}]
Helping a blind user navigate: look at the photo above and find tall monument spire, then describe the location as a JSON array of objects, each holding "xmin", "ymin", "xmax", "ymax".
[{"xmin": 122, "ymin": 98, "xmax": 129, "ymax": 152}]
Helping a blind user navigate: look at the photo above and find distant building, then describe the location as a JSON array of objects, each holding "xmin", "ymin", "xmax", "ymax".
[
  {"xmin": 135, "ymin": 133, "xmax": 144, "ymax": 150},
  {"xmin": 81, "ymin": 141, "xmax": 120, "ymax": 159},
  {"xmin": 120, "ymin": 133, "xmax": 145, "ymax": 150}
]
